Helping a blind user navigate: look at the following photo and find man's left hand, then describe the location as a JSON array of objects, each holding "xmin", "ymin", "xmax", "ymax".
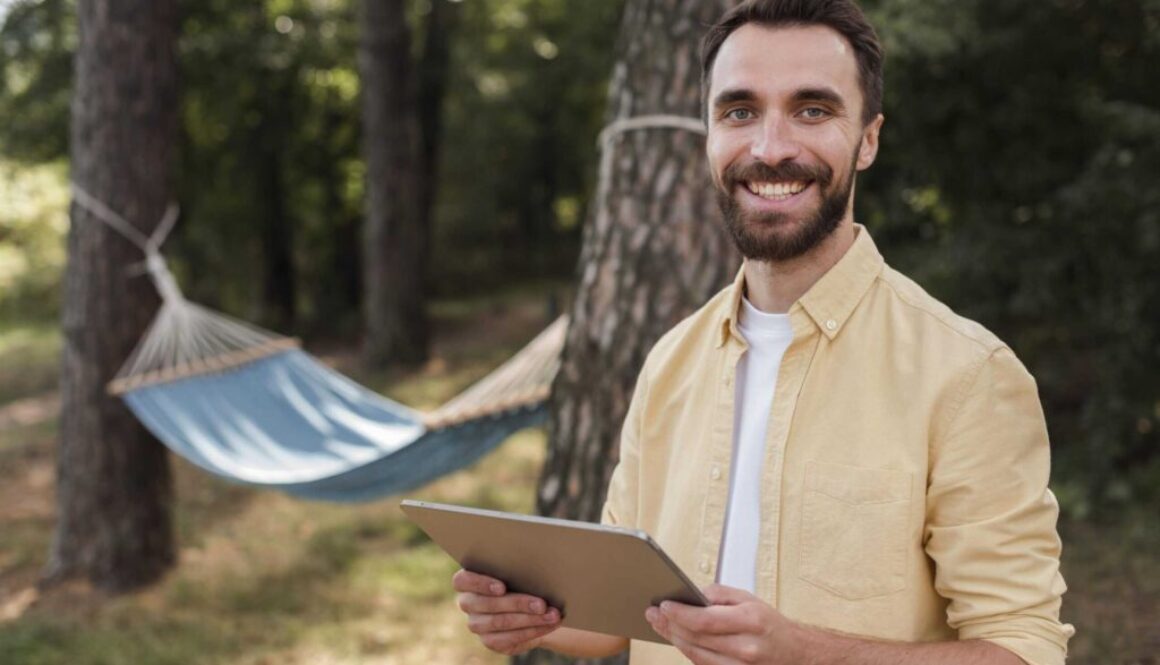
[{"xmin": 645, "ymin": 584, "xmax": 800, "ymax": 664}]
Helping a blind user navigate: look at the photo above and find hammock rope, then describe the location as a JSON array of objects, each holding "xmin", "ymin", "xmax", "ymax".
[{"xmin": 596, "ymin": 114, "xmax": 707, "ymax": 215}]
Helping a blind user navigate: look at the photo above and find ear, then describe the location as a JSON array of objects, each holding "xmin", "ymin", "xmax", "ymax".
[{"xmin": 856, "ymin": 113, "xmax": 884, "ymax": 171}]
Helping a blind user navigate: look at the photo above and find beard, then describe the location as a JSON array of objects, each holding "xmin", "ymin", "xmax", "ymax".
[{"xmin": 716, "ymin": 146, "xmax": 859, "ymax": 262}]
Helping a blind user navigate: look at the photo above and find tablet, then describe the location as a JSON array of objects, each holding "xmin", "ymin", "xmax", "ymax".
[{"xmin": 400, "ymin": 499, "xmax": 708, "ymax": 643}]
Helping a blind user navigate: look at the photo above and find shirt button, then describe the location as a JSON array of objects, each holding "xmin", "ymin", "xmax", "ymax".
[
  {"xmin": 825, "ymin": 319, "xmax": 838, "ymax": 331},
  {"xmin": 699, "ymin": 559, "xmax": 711, "ymax": 574},
  {"xmin": 710, "ymin": 465, "xmax": 722, "ymax": 480}
]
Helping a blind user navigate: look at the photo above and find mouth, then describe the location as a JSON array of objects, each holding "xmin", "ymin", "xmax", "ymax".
[{"xmin": 742, "ymin": 179, "xmax": 812, "ymax": 202}]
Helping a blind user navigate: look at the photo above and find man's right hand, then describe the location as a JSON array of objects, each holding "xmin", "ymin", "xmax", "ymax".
[{"xmin": 452, "ymin": 569, "xmax": 562, "ymax": 656}]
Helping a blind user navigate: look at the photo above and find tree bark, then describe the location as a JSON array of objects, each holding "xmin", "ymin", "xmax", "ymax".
[
  {"xmin": 48, "ymin": 0, "xmax": 178, "ymax": 593},
  {"xmin": 519, "ymin": 0, "xmax": 739, "ymax": 663},
  {"xmin": 359, "ymin": 0, "xmax": 429, "ymax": 367}
]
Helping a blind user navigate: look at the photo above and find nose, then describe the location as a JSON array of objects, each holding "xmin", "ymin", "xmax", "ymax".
[{"xmin": 750, "ymin": 114, "xmax": 800, "ymax": 164}]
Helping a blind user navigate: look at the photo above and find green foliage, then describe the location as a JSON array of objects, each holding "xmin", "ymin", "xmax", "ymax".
[
  {"xmin": 176, "ymin": 0, "xmax": 365, "ymax": 332},
  {"xmin": 0, "ymin": 0, "xmax": 73, "ymax": 162},
  {"xmin": 432, "ymin": 0, "xmax": 623, "ymax": 292},
  {"xmin": 0, "ymin": 159, "xmax": 68, "ymax": 322},
  {"xmin": 861, "ymin": 0, "xmax": 1160, "ymax": 514}
]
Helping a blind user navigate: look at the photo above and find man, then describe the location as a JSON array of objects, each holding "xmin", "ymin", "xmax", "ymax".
[{"xmin": 453, "ymin": 1, "xmax": 1074, "ymax": 663}]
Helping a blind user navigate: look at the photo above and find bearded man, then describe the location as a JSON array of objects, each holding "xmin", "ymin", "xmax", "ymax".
[{"xmin": 452, "ymin": 1, "xmax": 1074, "ymax": 663}]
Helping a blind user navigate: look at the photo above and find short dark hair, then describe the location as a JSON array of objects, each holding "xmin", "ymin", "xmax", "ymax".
[{"xmin": 701, "ymin": 0, "xmax": 884, "ymax": 125}]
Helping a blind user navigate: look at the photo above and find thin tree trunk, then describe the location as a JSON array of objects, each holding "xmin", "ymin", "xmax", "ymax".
[
  {"xmin": 360, "ymin": 0, "xmax": 429, "ymax": 366},
  {"xmin": 255, "ymin": 78, "xmax": 297, "ymax": 331},
  {"xmin": 417, "ymin": 0, "xmax": 456, "ymax": 236},
  {"xmin": 320, "ymin": 91, "xmax": 363, "ymax": 327},
  {"xmin": 48, "ymin": 0, "xmax": 178, "ymax": 593},
  {"xmin": 518, "ymin": 0, "xmax": 739, "ymax": 662}
]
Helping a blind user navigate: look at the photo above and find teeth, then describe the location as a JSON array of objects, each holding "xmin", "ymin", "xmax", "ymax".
[{"xmin": 747, "ymin": 180, "xmax": 807, "ymax": 200}]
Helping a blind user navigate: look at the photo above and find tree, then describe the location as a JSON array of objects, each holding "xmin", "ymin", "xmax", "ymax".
[
  {"xmin": 415, "ymin": 0, "xmax": 458, "ymax": 247},
  {"xmin": 47, "ymin": 0, "xmax": 178, "ymax": 592},
  {"xmin": 359, "ymin": 0, "xmax": 428, "ymax": 366},
  {"xmin": 520, "ymin": 0, "xmax": 739, "ymax": 661}
]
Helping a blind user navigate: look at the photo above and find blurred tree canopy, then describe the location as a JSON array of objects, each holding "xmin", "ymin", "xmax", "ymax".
[
  {"xmin": 0, "ymin": 0, "xmax": 623, "ymax": 331},
  {"xmin": 0, "ymin": 0, "xmax": 1156, "ymax": 514},
  {"xmin": 858, "ymin": 0, "xmax": 1160, "ymax": 515}
]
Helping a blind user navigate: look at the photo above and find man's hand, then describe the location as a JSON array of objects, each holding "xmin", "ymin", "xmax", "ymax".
[
  {"xmin": 452, "ymin": 569, "xmax": 562, "ymax": 656},
  {"xmin": 646, "ymin": 584, "xmax": 797, "ymax": 664},
  {"xmin": 646, "ymin": 584, "xmax": 1026, "ymax": 665}
]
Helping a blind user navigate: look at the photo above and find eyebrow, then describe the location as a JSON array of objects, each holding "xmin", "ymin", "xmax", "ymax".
[
  {"xmin": 792, "ymin": 87, "xmax": 846, "ymax": 110},
  {"xmin": 710, "ymin": 88, "xmax": 758, "ymax": 111},
  {"xmin": 710, "ymin": 86, "xmax": 848, "ymax": 112}
]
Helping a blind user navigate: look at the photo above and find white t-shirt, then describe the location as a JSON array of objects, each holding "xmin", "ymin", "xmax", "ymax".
[{"xmin": 717, "ymin": 296, "xmax": 793, "ymax": 593}]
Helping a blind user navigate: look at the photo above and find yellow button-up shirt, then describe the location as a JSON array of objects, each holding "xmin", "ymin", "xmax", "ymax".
[{"xmin": 602, "ymin": 226, "xmax": 1073, "ymax": 665}]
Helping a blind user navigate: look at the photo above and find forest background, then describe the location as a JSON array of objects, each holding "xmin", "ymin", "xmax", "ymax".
[{"xmin": 0, "ymin": 0, "xmax": 1157, "ymax": 663}]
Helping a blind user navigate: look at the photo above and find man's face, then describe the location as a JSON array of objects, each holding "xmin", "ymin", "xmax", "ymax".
[{"xmin": 706, "ymin": 24, "xmax": 883, "ymax": 262}]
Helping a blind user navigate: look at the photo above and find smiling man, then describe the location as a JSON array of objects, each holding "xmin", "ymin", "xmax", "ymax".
[{"xmin": 452, "ymin": 2, "xmax": 1073, "ymax": 664}]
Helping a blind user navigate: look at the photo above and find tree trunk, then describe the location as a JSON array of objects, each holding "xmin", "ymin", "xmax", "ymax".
[
  {"xmin": 255, "ymin": 77, "xmax": 297, "ymax": 331},
  {"xmin": 518, "ymin": 0, "xmax": 739, "ymax": 662},
  {"xmin": 416, "ymin": 0, "xmax": 456, "ymax": 236},
  {"xmin": 359, "ymin": 0, "xmax": 429, "ymax": 367},
  {"xmin": 48, "ymin": 0, "xmax": 178, "ymax": 593}
]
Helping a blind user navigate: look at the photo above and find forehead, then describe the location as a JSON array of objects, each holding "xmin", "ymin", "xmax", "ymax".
[{"xmin": 709, "ymin": 23, "xmax": 862, "ymax": 105}]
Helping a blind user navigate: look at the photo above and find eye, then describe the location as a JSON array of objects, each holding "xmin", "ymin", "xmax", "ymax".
[
  {"xmin": 798, "ymin": 106, "xmax": 830, "ymax": 121},
  {"xmin": 724, "ymin": 108, "xmax": 755, "ymax": 122}
]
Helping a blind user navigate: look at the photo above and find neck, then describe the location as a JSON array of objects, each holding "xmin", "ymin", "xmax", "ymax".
[{"xmin": 743, "ymin": 218, "xmax": 856, "ymax": 314}]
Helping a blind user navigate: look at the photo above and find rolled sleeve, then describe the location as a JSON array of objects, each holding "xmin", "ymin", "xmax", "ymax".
[{"xmin": 925, "ymin": 347, "xmax": 1075, "ymax": 665}]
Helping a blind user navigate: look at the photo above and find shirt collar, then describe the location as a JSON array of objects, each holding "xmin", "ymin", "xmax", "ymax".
[{"xmin": 716, "ymin": 224, "xmax": 885, "ymax": 347}]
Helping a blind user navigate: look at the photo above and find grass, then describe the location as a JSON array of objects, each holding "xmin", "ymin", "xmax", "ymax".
[
  {"xmin": 0, "ymin": 293, "xmax": 1158, "ymax": 664},
  {"xmin": 0, "ymin": 292, "xmax": 553, "ymax": 665},
  {"xmin": 0, "ymin": 427, "xmax": 544, "ymax": 665}
]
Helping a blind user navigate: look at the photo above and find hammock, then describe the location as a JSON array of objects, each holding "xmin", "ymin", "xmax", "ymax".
[
  {"xmin": 73, "ymin": 114, "xmax": 703, "ymax": 502},
  {"xmin": 74, "ymin": 187, "xmax": 564, "ymax": 502}
]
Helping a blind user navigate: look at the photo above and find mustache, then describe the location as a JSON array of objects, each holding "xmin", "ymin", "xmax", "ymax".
[{"xmin": 722, "ymin": 160, "xmax": 833, "ymax": 188}]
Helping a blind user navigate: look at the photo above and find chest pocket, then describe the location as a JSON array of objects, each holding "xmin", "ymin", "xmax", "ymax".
[{"xmin": 798, "ymin": 460, "xmax": 912, "ymax": 600}]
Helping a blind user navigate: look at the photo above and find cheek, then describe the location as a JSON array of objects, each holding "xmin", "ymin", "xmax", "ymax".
[{"xmin": 705, "ymin": 138, "xmax": 728, "ymax": 184}]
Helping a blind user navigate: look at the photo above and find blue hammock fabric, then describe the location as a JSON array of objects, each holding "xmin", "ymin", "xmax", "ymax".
[{"xmin": 123, "ymin": 349, "xmax": 547, "ymax": 502}]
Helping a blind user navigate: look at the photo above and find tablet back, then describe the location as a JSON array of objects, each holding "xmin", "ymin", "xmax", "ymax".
[{"xmin": 400, "ymin": 499, "xmax": 706, "ymax": 643}]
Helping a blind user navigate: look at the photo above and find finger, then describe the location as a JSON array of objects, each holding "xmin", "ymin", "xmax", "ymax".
[
  {"xmin": 667, "ymin": 631, "xmax": 735, "ymax": 665},
  {"xmin": 457, "ymin": 591, "xmax": 551, "ymax": 615},
  {"xmin": 667, "ymin": 620, "xmax": 763, "ymax": 663},
  {"xmin": 660, "ymin": 601, "xmax": 750, "ymax": 635},
  {"xmin": 452, "ymin": 569, "xmax": 506, "ymax": 595},
  {"xmin": 703, "ymin": 584, "xmax": 758, "ymax": 606},
  {"xmin": 467, "ymin": 608, "xmax": 561, "ymax": 635},
  {"xmin": 479, "ymin": 623, "xmax": 560, "ymax": 655},
  {"xmin": 645, "ymin": 606, "xmax": 672, "ymax": 641}
]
